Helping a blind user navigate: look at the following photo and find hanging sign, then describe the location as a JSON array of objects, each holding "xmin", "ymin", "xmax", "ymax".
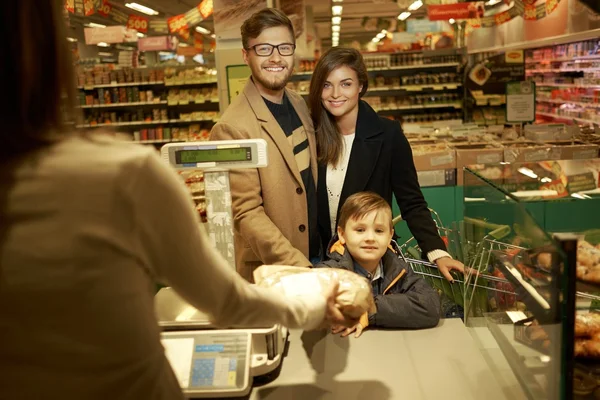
[
  {"xmin": 127, "ymin": 14, "xmax": 149, "ymax": 33},
  {"xmin": 427, "ymin": 2, "xmax": 485, "ymax": 21}
]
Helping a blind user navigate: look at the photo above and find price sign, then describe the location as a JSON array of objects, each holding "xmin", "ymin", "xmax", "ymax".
[
  {"xmin": 540, "ymin": 179, "xmax": 568, "ymax": 198},
  {"xmin": 97, "ymin": 0, "xmax": 111, "ymax": 16},
  {"xmin": 168, "ymin": 15, "xmax": 189, "ymax": 34},
  {"xmin": 65, "ymin": 0, "xmax": 74, "ymax": 13},
  {"xmin": 198, "ymin": 0, "xmax": 214, "ymax": 19},
  {"xmin": 127, "ymin": 14, "xmax": 149, "ymax": 33},
  {"xmin": 84, "ymin": 0, "xmax": 95, "ymax": 16}
]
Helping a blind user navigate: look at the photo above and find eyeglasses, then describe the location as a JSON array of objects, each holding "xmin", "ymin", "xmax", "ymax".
[{"xmin": 248, "ymin": 43, "xmax": 296, "ymax": 57}]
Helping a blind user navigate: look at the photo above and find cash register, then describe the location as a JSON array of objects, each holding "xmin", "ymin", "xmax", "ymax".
[{"xmin": 156, "ymin": 139, "xmax": 287, "ymax": 398}]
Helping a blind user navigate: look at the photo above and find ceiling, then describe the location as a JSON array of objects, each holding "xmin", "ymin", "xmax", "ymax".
[{"xmin": 74, "ymin": 0, "xmax": 428, "ymax": 47}]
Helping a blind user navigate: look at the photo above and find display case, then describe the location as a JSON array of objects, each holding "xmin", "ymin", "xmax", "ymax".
[{"xmin": 459, "ymin": 158, "xmax": 600, "ymax": 399}]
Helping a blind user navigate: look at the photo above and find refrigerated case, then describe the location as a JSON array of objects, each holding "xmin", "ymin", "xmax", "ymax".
[{"xmin": 459, "ymin": 158, "xmax": 600, "ymax": 399}]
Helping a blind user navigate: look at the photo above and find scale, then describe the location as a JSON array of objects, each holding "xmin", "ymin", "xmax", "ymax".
[{"xmin": 157, "ymin": 139, "xmax": 287, "ymax": 398}]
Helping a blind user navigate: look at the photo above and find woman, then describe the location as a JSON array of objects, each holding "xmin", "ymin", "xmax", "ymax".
[
  {"xmin": 308, "ymin": 47, "xmax": 464, "ymax": 282},
  {"xmin": 0, "ymin": 2, "xmax": 352, "ymax": 399}
]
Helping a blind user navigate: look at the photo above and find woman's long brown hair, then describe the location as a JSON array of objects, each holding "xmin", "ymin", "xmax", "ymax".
[
  {"xmin": 308, "ymin": 47, "xmax": 368, "ymax": 166},
  {"xmin": 0, "ymin": 0, "xmax": 78, "ymax": 161}
]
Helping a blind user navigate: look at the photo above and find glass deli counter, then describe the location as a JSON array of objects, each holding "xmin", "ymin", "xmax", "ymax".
[{"xmin": 459, "ymin": 158, "xmax": 600, "ymax": 400}]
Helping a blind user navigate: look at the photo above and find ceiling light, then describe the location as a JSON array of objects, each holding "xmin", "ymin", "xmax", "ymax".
[
  {"xmin": 125, "ymin": 2, "xmax": 159, "ymax": 16},
  {"xmin": 332, "ymin": 16, "xmax": 342, "ymax": 25},
  {"xmin": 332, "ymin": 25, "xmax": 340, "ymax": 33},
  {"xmin": 398, "ymin": 12, "xmax": 411, "ymax": 20},
  {"xmin": 332, "ymin": 5, "xmax": 343, "ymax": 15},
  {"xmin": 86, "ymin": 22, "xmax": 106, "ymax": 28},
  {"xmin": 540, "ymin": 177, "xmax": 552, "ymax": 183},
  {"xmin": 196, "ymin": 26, "xmax": 211, "ymax": 35},
  {"xmin": 97, "ymin": 42, "xmax": 110, "ymax": 47},
  {"xmin": 332, "ymin": 0, "xmax": 343, "ymax": 2},
  {"xmin": 408, "ymin": 0, "xmax": 423, "ymax": 11},
  {"xmin": 372, "ymin": 37, "xmax": 380, "ymax": 43},
  {"xmin": 137, "ymin": 32, "xmax": 145, "ymax": 38},
  {"xmin": 210, "ymin": 34, "xmax": 216, "ymax": 39},
  {"xmin": 486, "ymin": 0, "xmax": 501, "ymax": 5},
  {"xmin": 332, "ymin": 31, "xmax": 340, "ymax": 37},
  {"xmin": 449, "ymin": 18, "xmax": 456, "ymax": 24},
  {"xmin": 98, "ymin": 51, "xmax": 113, "ymax": 57},
  {"xmin": 67, "ymin": 37, "xmax": 78, "ymax": 42}
]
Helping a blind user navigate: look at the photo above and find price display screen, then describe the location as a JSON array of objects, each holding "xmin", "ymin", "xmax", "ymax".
[{"xmin": 176, "ymin": 147, "xmax": 250, "ymax": 164}]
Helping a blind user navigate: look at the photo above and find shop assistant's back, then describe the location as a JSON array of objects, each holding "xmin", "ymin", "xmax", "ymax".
[{"xmin": 0, "ymin": 2, "xmax": 348, "ymax": 399}]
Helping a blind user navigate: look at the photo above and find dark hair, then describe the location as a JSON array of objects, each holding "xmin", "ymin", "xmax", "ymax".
[
  {"xmin": 309, "ymin": 47, "xmax": 368, "ymax": 166},
  {"xmin": 240, "ymin": 8, "xmax": 295, "ymax": 50},
  {"xmin": 338, "ymin": 192, "xmax": 393, "ymax": 232},
  {"xmin": 0, "ymin": 0, "xmax": 78, "ymax": 161}
]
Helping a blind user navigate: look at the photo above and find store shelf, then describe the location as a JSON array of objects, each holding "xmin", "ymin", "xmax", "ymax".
[
  {"xmin": 76, "ymin": 118, "xmax": 216, "ymax": 128},
  {"xmin": 527, "ymin": 68, "xmax": 600, "ymax": 74},
  {"xmin": 164, "ymin": 80, "xmax": 218, "ymax": 87},
  {"xmin": 78, "ymin": 81, "xmax": 164, "ymax": 89},
  {"xmin": 292, "ymin": 62, "xmax": 460, "ymax": 78},
  {"xmin": 537, "ymin": 111, "xmax": 599, "ymax": 125},
  {"xmin": 77, "ymin": 80, "xmax": 218, "ymax": 90},
  {"xmin": 79, "ymin": 101, "xmax": 168, "ymax": 109},
  {"xmin": 526, "ymin": 54, "xmax": 600, "ymax": 63},
  {"xmin": 536, "ymin": 83, "xmax": 600, "ymax": 89},
  {"xmin": 133, "ymin": 139, "xmax": 187, "ymax": 144},
  {"xmin": 375, "ymin": 103, "xmax": 462, "ymax": 112},
  {"xmin": 537, "ymin": 99, "xmax": 600, "ymax": 109},
  {"xmin": 373, "ymin": 62, "xmax": 461, "ymax": 71},
  {"xmin": 297, "ymin": 83, "xmax": 462, "ymax": 97}
]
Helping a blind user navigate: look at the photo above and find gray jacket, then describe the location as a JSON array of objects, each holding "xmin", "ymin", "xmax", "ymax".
[{"xmin": 316, "ymin": 239, "xmax": 441, "ymax": 329}]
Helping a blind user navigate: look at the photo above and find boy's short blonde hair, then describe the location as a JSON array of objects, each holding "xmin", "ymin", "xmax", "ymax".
[{"xmin": 338, "ymin": 192, "xmax": 393, "ymax": 231}]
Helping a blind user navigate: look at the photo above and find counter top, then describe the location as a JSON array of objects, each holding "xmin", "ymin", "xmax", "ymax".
[{"xmin": 237, "ymin": 318, "xmax": 523, "ymax": 400}]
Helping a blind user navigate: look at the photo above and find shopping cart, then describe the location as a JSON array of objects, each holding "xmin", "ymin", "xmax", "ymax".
[{"xmin": 393, "ymin": 210, "xmax": 517, "ymax": 321}]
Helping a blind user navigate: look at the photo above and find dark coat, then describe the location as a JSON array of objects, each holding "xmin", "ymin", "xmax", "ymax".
[
  {"xmin": 316, "ymin": 238, "xmax": 441, "ymax": 329},
  {"xmin": 317, "ymin": 100, "xmax": 446, "ymax": 258}
]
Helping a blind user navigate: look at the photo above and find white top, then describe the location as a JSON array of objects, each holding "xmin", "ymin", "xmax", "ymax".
[
  {"xmin": 326, "ymin": 133, "xmax": 355, "ymax": 234},
  {"xmin": 0, "ymin": 134, "xmax": 326, "ymax": 400}
]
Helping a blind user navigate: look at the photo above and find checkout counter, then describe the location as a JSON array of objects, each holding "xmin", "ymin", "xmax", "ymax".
[{"xmin": 158, "ymin": 140, "xmax": 527, "ymax": 400}]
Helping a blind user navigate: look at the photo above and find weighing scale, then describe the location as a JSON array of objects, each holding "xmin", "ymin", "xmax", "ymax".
[{"xmin": 157, "ymin": 139, "xmax": 287, "ymax": 398}]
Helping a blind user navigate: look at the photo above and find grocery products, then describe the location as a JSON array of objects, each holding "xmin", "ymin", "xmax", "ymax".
[{"xmin": 253, "ymin": 265, "xmax": 376, "ymax": 320}]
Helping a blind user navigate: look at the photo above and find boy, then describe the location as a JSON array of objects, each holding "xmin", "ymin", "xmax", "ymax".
[{"xmin": 317, "ymin": 192, "xmax": 441, "ymax": 337}]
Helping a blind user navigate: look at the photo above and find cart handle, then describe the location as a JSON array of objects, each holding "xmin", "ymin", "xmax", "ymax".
[
  {"xmin": 392, "ymin": 208, "xmax": 443, "ymax": 228},
  {"xmin": 463, "ymin": 217, "xmax": 511, "ymax": 240}
]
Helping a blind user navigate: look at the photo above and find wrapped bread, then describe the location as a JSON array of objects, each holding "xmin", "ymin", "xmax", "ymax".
[{"xmin": 253, "ymin": 265, "xmax": 376, "ymax": 319}]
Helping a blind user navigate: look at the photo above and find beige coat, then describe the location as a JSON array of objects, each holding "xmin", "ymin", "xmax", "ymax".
[{"xmin": 210, "ymin": 79, "xmax": 318, "ymax": 281}]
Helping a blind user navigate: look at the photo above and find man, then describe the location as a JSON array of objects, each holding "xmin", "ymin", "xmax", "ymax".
[{"xmin": 210, "ymin": 8, "xmax": 319, "ymax": 281}]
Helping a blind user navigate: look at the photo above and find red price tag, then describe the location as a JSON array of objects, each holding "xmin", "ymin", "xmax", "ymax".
[
  {"xmin": 65, "ymin": 0, "xmax": 75, "ymax": 13},
  {"xmin": 198, "ymin": 0, "xmax": 214, "ymax": 19},
  {"xmin": 127, "ymin": 14, "xmax": 149, "ymax": 33},
  {"xmin": 84, "ymin": 0, "xmax": 95, "ymax": 16},
  {"xmin": 168, "ymin": 15, "xmax": 188, "ymax": 34},
  {"xmin": 540, "ymin": 179, "xmax": 569, "ymax": 198},
  {"xmin": 97, "ymin": 0, "xmax": 111, "ymax": 16}
]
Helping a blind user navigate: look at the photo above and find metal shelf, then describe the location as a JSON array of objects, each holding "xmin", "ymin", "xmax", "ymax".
[
  {"xmin": 537, "ymin": 99, "xmax": 600, "ymax": 109},
  {"xmin": 375, "ymin": 103, "xmax": 462, "ymax": 112},
  {"xmin": 537, "ymin": 111, "xmax": 599, "ymax": 125},
  {"xmin": 76, "ymin": 118, "xmax": 216, "ymax": 128},
  {"xmin": 77, "ymin": 80, "xmax": 217, "ymax": 90}
]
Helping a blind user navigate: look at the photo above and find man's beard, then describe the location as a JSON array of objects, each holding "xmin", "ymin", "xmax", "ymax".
[{"xmin": 251, "ymin": 63, "xmax": 293, "ymax": 91}]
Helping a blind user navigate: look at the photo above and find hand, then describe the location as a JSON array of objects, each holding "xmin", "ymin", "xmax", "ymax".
[
  {"xmin": 320, "ymin": 279, "xmax": 360, "ymax": 329},
  {"xmin": 435, "ymin": 257, "xmax": 465, "ymax": 283},
  {"xmin": 332, "ymin": 322, "xmax": 365, "ymax": 338}
]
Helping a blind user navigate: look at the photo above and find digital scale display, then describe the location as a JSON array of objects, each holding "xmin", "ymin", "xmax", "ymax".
[
  {"xmin": 176, "ymin": 147, "xmax": 251, "ymax": 164},
  {"xmin": 161, "ymin": 331, "xmax": 249, "ymax": 392}
]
